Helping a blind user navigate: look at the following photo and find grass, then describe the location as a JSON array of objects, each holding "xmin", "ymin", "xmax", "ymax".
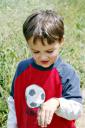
[{"xmin": 0, "ymin": 0, "xmax": 85, "ymax": 127}]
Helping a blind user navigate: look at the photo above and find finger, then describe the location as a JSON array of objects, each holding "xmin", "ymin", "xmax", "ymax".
[
  {"xmin": 37, "ymin": 109, "xmax": 46, "ymax": 127},
  {"xmin": 37, "ymin": 109, "xmax": 41, "ymax": 126},
  {"xmin": 47, "ymin": 111, "xmax": 54, "ymax": 125},
  {"xmin": 44, "ymin": 110, "xmax": 50, "ymax": 126},
  {"xmin": 40, "ymin": 110, "xmax": 46, "ymax": 127}
]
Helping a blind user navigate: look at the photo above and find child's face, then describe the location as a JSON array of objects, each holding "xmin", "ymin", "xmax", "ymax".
[{"xmin": 28, "ymin": 37, "xmax": 63, "ymax": 68}]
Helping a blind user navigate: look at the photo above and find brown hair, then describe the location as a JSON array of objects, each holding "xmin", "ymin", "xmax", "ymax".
[{"xmin": 23, "ymin": 10, "xmax": 64, "ymax": 45}]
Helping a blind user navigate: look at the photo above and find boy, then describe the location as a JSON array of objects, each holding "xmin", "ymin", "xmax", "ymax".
[{"xmin": 7, "ymin": 10, "xmax": 82, "ymax": 128}]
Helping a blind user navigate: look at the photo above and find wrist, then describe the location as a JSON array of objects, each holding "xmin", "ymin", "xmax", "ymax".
[
  {"xmin": 53, "ymin": 98, "xmax": 60, "ymax": 109},
  {"xmin": 56, "ymin": 98, "xmax": 60, "ymax": 109}
]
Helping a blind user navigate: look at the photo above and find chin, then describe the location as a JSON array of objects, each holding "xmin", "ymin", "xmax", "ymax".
[
  {"xmin": 41, "ymin": 64, "xmax": 51, "ymax": 68},
  {"xmin": 36, "ymin": 61, "xmax": 52, "ymax": 68},
  {"xmin": 42, "ymin": 65, "xmax": 49, "ymax": 68}
]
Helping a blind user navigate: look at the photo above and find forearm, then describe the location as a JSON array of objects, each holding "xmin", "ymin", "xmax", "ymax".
[
  {"xmin": 55, "ymin": 98, "xmax": 82, "ymax": 120},
  {"xmin": 7, "ymin": 96, "xmax": 17, "ymax": 128}
]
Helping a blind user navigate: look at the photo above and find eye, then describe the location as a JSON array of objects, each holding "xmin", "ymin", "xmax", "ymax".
[
  {"xmin": 33, "ymin": 51, "xmax": 40, "ymax": 54},
  {"xmin": 46, "ymin": 50, "xmax": 54, "ymax": 53}
]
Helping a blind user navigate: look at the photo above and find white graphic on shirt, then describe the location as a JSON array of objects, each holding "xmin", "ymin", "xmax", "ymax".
[{"xmin": 25, "ymin": 84, "xmax": 45, "ymax": 108}]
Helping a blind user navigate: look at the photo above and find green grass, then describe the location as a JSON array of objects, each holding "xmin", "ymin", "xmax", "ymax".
[{"xmin": 0, "ymin": 0, "xmax": 85, "ymax": 127}]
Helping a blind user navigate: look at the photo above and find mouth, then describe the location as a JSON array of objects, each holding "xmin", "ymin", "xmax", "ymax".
[{"xmin": 40, "ymin": 61, "xmax": 49, "ymax": 64}]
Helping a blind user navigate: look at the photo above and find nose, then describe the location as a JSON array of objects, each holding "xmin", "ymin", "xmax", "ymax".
[{"xmin": 40, "ymin": 54, "xmax": 48, "ymax": 61}]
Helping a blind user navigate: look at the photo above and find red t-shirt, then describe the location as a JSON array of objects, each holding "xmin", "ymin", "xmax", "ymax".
[{"xmin": 14, "ymin": 60, "xmax": 76, "ymax": 128}]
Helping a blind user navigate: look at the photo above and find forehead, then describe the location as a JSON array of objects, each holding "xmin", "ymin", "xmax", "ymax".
[{"xmin": 28, "ymin": 37, "xmax": 59, "ymax": 50}]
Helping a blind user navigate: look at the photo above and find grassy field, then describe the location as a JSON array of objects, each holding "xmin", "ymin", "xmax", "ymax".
[{"xmin": 0, "ymin": 0, "xmax": 85, "ymax": 127}]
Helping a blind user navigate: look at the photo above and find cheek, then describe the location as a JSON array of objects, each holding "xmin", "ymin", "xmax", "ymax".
[
  {"xmin": 50, "ymin": 55, "xmax": 57, "ymax": 64},
  {"xmin": 33, "ymin": 54, "xmax": 39, "ymax": 60},
  {"xmin": 51, "ymin": 55, "xmax": 57, "ymax": 61},
  {"xmin": 50, "ymin": 52, "xmax": 58, "ymax": 57},
  {"xmin": 49, "ymin": 52, "xmax": 58, "ymax": 61}
]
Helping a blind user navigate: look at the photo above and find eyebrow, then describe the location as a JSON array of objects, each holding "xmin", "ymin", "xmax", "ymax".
[{"xmin": 31, "ymin": 48, "xmax": 54, "ymax": 51}]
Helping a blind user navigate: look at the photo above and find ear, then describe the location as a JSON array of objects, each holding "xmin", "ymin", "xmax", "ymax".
[
  {"xmin": 60, "ymin": 37, "xmax": 64, "ymax": 43},
  {"xmin": 60, "ymin": 37, "xmax": 64, "ymax": 48}
]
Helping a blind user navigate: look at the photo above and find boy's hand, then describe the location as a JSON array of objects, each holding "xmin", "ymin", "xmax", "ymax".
[{"xmin": 37, "ymin": 98, "xmax": 60, "ymax": 127}]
